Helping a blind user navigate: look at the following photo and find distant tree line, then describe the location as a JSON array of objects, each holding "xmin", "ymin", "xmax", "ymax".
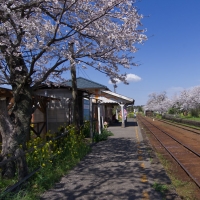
[{"xmin": 144, "ymin": 86, "xmax": 200, "ymax": 117}]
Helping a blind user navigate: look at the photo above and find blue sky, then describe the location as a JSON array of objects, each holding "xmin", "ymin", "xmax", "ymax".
[{"xmin": 72, "ymin": 0, "xmax": 200, "ymax": 106}]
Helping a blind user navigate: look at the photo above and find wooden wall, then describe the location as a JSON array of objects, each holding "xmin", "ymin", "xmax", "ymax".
[{"xmin": 33, "ymin": 88, "xmax": 84, "ymax": 133}]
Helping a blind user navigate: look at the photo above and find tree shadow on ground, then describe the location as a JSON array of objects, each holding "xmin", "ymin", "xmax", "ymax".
[
  {"xmin": 125, "ymin": 120, "xmax": 138, "ymax": 127},
  {"xmin": 40, "ymin": 134, "xmax": 172, "ymax": 200},
  {"xmin": 110, "ymin": 118, "xmax": 138, "ymax": 127}
]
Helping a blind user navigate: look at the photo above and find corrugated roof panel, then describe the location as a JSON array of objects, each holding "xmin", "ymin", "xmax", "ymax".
[{"xmin": 65, "ymin": 77, "xmax": 109, "ymax": 90}]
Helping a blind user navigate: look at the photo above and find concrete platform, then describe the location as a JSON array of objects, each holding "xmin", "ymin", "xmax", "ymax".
[{"xmin": 40, "ymin": 118, "xmax": 180, "ymax": 200}]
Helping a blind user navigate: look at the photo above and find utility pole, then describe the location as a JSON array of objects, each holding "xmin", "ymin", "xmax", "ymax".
[
  {"xmin": 69, "ymin": 42, "xmax": 80, "ymax": 132},
  {"xmin": 114, "ymin": 84, "xmax": 117, "ymax": 93}
]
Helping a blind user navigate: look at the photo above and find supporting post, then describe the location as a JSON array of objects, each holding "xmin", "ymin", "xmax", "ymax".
[
  {"xmin": 120, "ymin": 104, "xmax": 125, "ymax": 128},
  {"xmin": 45, "ymin": 90, "xmax": 48, "ymax": 132},
  {"xmin": 98, "ymin": 103, "xmax": 101, "ymax": 134},
  {"xmin": 116, "ymin": 109, "xmax": 118, "ymax": 120},
  {"xmin": 101, "ymin": 116, "xmax": 104, "ymax": 129},
  {"xmin": 89, "ymin": 96, "xmax": 93, "ymax": 138}
]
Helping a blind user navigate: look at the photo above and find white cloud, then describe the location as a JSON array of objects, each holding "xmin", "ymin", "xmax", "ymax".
[
  {"xmin": 126, "ymin": 74, "xmax": 142, "ymax": 82},
  {"xmin": 108, "ymin": 73, "xmax": 142, "ymax": 84},
  {"xmin": 108, "ymin": 79, "xmax": 121, "ymax": 84}
]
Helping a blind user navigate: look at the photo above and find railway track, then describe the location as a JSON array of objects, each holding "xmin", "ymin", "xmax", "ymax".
[
  {"xmin": 137, "ymin": 115, "xmax": 200, "ymax": 189},
  {"xmin": 157, "ymin": 118, "xmax": 200, "ymax": 135}
]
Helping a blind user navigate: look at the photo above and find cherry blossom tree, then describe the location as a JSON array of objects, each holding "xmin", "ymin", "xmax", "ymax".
[
  {"xmin": 177, "ymin": 86, "xmax": 200, "ymax": 116},
  {"xmin": 145, "ymin": 92, "xmax": 171, "ymax": 114},
  {"xmin": 175, "ymin": 89, "xmax": 192, "ymax": 115},
  {"xmin": 144, "ymin": 92, "xmax": 157, "ymax": 111},
  {"xmin": 146, "ymin": 86, "xmax": 200, "ymax": 117},
  {"xmin": 0, "ymin": 0, "xmax": 147, "ymax": 179},
  {"xmin": 189, "ymin": 86, "xmax": 200, "ymax": 110},
  {"xmin": 169, "ymin": 95, "xmax": 182, "ymax": 115}
]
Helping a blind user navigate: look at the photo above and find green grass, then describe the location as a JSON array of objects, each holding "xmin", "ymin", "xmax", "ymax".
[
  {"xmin": 161, "ymin": 118, "xmax": 200, "ymax": 130},
  {"xmin": 156, "ymin": 153, "xmax": 198, "ymax": 200},
  {"xmin": 153, "ymin": 182, "xmax": 168, "ymax": 194},
  {"xmin": 172, "ymin": 113, "xmax": 200, "ymax": 121},
  {"xmin": 181, "ymin": 116, "xmax": 200, "ymax": 121}
]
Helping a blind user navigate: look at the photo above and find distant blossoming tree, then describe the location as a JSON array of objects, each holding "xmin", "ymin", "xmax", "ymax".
[
  {"xmin": 188, "ymin": 86, "xmax": 200, "ymax": 109},
  {"xmin": 172, "ymin": 86, "xmax": 200, "ymax": 115},
  {"xmin": 145, "ymin": 92, "xmax": 170, "ymax": 114},
  {"xmin": 0, "ymin": 0, "xmax": 147, "ymax": 179},
  {"xmin": 145, "ymin": 86, "xmax": 200, "ymax": 117}
]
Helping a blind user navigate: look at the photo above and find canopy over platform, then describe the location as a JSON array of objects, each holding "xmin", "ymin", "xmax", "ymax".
[{"xmin": 99, "ymin": 90, "xmax": 134, "ymax": 105}]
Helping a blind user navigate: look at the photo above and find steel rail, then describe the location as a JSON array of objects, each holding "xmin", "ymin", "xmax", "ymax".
[
  {"xmin": 140, "ymin": 117, "xmax": 200, "ymax": 157},
  {"xmin": 157, "ymin": 118, "xmax": 200, "ymax": 135},
  {"xmin": 137, "ymin": 115, "xmax": 200, "ymax": 188}
]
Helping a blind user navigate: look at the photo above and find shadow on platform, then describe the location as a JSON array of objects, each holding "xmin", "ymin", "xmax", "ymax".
[{"xmin": 109, "ymin": 118, "xmax": 138, "ymax": 127}]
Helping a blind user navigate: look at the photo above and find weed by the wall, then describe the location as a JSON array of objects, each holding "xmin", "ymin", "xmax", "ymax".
[{"xmin": 94, "ymin": 129, "xmax": 114, "ymax": 142}]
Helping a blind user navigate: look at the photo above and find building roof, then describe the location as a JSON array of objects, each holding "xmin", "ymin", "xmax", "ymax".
[
  {"xmin": 65, "ymin": 77, "xmax": 109, "ymax": 90},
  {"xmin": 98, "ymin": 90, "xmax": 135, "ymax": 105},
  {"xmin": 0, "ymin": 87, "xmax": 59, "ymax": 101},
  {"xmin": 0, "ymin": 87, "xmax": 12, "ymax": 98},
  {"xmin": 35, "ymin": 77, "xmax": 134, "ymax": 105}
]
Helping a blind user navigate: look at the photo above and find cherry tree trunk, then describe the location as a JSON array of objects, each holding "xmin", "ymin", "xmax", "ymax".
[{"xmin": 0, "ymin": 86, "xmax": 32, "ymax": 180}]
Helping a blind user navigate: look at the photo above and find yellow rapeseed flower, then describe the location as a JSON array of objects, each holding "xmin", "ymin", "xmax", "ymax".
[{"xmin": 42, "ymin": 163, "xmax": 45, "ymax": 167}]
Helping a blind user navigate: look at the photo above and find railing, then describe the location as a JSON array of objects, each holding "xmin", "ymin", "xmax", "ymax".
[{"xmin": 30, "ymin": 122, "xmax": 46, "ymax": 137}]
